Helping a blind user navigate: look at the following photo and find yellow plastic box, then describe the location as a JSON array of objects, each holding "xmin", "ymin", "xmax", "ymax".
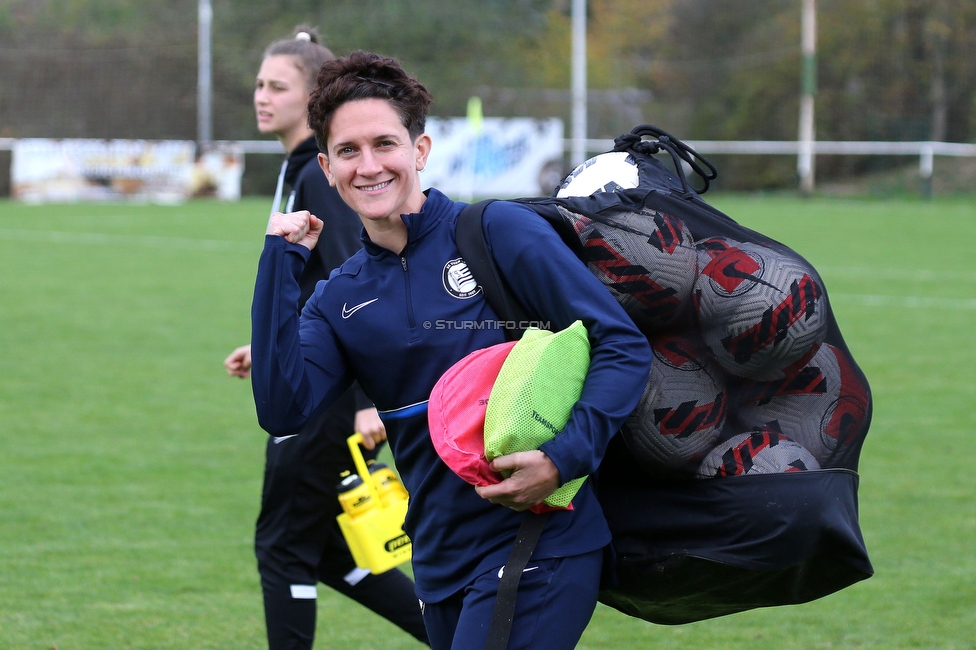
[{"xmin": 336, "ymin": 433, "xmax": 412, "ymax": 573}]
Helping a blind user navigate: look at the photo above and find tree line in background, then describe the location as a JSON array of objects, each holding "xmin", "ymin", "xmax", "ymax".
[{"xmin": 1, "ymin": 0, "xmax": 975, "ymax": 192}]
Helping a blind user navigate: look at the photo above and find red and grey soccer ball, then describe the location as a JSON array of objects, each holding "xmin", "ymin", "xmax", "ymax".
[
  {"xmin": 621, "ymin": 335, "xmax": 727, "ymax": 475},
  {"xmin": 557, "ymin": 206, "xmax": 698, "ymax": 333},
  {"xmin": 731, "ymin": 343, "xmax": 870, "ymax": 468},
  {"xmin": 693, "ymin": 237, "xmax": 827, "ymax": 381},
  {"xmin": 696, "ymin": 424, "xmax": 820, "ymax": 479}
]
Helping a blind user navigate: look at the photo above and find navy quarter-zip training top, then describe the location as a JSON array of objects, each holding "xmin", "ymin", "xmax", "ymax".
[{"xmin": 250, "ymin": 187, "xmax": 652, "ymax": 602}]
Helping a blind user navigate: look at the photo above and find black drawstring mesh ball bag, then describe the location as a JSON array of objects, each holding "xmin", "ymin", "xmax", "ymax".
[{"xmin": 456, "ymin": 125, "xmax": 873, "ymax": 625}]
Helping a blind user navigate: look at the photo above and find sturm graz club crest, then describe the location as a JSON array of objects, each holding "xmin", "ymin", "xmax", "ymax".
[{"xmin": 443, "ymin": 258, "xmax": 481, "ymax": 298}]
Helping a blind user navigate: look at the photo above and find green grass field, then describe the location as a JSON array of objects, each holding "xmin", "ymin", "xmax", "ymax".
[{"xmin": 1, "ymin": 194, "xmax": 974, "ymax": 649}]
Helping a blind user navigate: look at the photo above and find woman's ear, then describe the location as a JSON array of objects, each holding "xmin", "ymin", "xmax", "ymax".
[
  {"xmin": 317, "ymin": 152, "xmax": 336, "ymax": 187},
  {"xmin": 414, "ymin": 133, "xmax": 432, "ymax": 172}
]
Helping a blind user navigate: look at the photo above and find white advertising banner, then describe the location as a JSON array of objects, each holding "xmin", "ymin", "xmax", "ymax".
[
  {"xmin": 420, "ymin": 117, "xmax": 564, "ymax": 199},
  {"xmin": 11, "ymin": 139, "xmax": 243, "ymax": 203}
]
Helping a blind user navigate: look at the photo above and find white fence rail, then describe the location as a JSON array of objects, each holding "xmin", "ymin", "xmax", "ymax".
[
  {"xmin": 4, "ymin": 137, "xmax": 975, "ymax": 189},
  {"xmin": 224, "ymin": 138, "xmax": 976, "ymax": 181},
  {"xmin": 579, "ymin": 138, "xmax": 976, "ymax": 181}
]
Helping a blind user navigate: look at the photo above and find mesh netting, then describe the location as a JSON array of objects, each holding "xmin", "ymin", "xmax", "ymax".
[
  {"xmin": 471, "ymin": 126, "xmax": 876, "ymax": 623},
  {"xmin": 521, "ymin": 128, "xmax": 872, "ymax": 476},
  {"xmin": 484, "ymin": 321, "xmax": 591, "ymax": 508}
]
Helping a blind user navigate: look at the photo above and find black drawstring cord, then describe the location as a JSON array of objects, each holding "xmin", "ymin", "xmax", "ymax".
[{"xmin": 613, "ymin": 125, "xmax": 718, "ymax": 196}]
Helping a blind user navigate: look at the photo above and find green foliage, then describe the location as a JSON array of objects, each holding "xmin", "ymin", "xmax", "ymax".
[
  {"xmin": 5, "ymin": 0, "xmax": 976, "ymax": 148},
  {"xmin": 212, "ymin": 0, "xmax": 553, "ymax": 131},
  {"xmin": 2, "ymin": 194, "xmax": 976, "ymax": 648},
  {"xmin": 2, "ymin": 2, "xmax": 976, "ymax": 183},
  {"xmin": 3, "ymin": 0, "xmax": 197, "ymax": 44}
]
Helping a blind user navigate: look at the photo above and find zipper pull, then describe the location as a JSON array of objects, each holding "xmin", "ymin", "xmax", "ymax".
[{"xmin": 400, "ymin": 256, "xmax": 408, "ymax": 271}]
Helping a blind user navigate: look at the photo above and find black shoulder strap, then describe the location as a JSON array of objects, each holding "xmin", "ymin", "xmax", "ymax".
[
  {"xmin": 456, "ymin": 203, "xmax": 552, "ymax": 646},
  {"xmin": 485, "ymin": 511, "xmax": 551, "ymax": 650},
  {"xmin": 456, "ymin": 200, "xmax": 530, "ymax": 341}
]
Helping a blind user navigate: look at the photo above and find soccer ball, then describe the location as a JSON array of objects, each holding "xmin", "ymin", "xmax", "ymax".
[
  {"xmin": 693, "ymin": 237, "xmax": 827, "ymax": 381},
  {"xmin": 731, "ymin": 343, "xmax": 870, "ymax": 468},
  {"xmin": 558, "ymin": 206, "xmax": 698, "ymax": 333},
  {"xmin": 622, "ymin": 335, "xmax": 727, "ymax": 474},
  {"xmin": 555, "ymin": 151, "xmax": 640, "ymax": 198},
  {"xmin": 696, "ymin": 424, "xmax": 820, "ymax": 479}
]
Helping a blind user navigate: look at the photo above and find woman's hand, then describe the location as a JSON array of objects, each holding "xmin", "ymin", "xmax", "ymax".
[
  {"xmin": 355, "ymin": 408, "xmax": 387, "ymax": 450},
  {"xmin": 475, "ymin": 450, "xmax": 561, "ymax": 511},
  {"xmin": 224, "ymin": 344, "xmax": 252, "ymax": 378},
  {"xmin": 267, "ymin": 210, "xmax": 323, "ymax": 250}
]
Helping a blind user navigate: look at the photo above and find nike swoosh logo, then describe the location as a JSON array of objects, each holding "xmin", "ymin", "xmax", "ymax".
[
  {"xmin": 497, "ymin": 565, "xmax": 540, "ymax": 579},
  {"xmin": 272, "ymin": 434, "xmax": 298, "ymax": 444},
  {"xmin": 341, "ymin": 298, "xmax": 378, "ymax": 319},
  {"xmin": 723, "ymin": 259, "xmax": 779, "ymax": 290}
]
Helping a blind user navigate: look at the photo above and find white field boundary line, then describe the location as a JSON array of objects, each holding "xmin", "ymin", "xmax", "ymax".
[
  {"xmin": 818, "ymin": 266, "xmax": 976, "ymax": 284},
  {"xmin": 0, "ymin": 228, "xmax": 258, "ymax": 252},
  {"xmin": 820, "ymin": 267, "xmax": 976, "ymax": 308},
  {"xmin": 830, "ymin": 294, "xmax": 976, "ymax": 310},
  {"xmin": 4, "ymin": 229, "xmax": 974, "ymax": 309},
  {"xmin": 3, "ymin": 232, "xmax": 968, "ymax": 282}
]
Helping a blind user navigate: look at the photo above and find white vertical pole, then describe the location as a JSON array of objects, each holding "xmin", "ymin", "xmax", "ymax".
[
  {"xmin": 920, "ymin": 144, "xmax": 934, "ymax": 199},
  {"xmin": 798, "ymin": 0, "xmax": 816, "ymax": 194},
  {"xmin": 571, "ymin": 0, "xmax": 588, "ymax": 166},
  {"xmin": 197, "ymin": 0, "xmax": 213, "ymax": 145}
]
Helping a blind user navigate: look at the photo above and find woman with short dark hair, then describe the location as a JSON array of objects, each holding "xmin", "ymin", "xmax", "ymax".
[
  {"xmin": 224, "ymin": 33, "xmax": 427, "ymax": 650},
  {"xmin": 251, "ymin": 50, "xmax": 652, "ymax": 649}
]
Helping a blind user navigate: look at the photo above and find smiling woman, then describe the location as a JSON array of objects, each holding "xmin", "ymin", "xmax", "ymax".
[
  {"xmin": 317, "ymin": 98, "xmax": 431, "ymax": 251},
  {"xmin": 306, "ymin": 54, "xmax": 434, "ymax": 253},
  {"xmin": 251, "ymin": 51, "xmax": 654, "ymax": 650},
  {"xmin": 225, "ymin": 29, "xmax": 428, "ymax": 650}
]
